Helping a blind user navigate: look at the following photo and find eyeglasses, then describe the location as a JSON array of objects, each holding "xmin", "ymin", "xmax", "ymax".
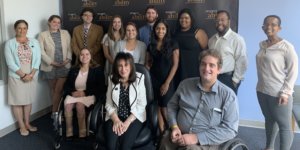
[{"xmin": 83, "ymin": 14, "xmax": 93, "ymax": 17}]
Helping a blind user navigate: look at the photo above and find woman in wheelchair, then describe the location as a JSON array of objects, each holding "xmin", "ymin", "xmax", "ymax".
[
  {"xmin": 104, "ymin": 52, "xmax": 147, "ymax": 150},
  {"xmin": 63, "ymin": 48, "xmax": 105, "ymax": 139}
]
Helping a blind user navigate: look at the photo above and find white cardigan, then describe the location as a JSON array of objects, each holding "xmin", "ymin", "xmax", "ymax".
[{"xmin": 105, "ymin": 72, "xmax": 147, "ymax": 122}]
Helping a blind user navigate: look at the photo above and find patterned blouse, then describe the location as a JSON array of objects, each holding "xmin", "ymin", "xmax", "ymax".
[
  {"xmin": 118, "ymin": 85, "xmax": 131, "ymax": 121},
  {"xmin": 17, "ymin": 43, "xmax": 32, "ymax": 65}
]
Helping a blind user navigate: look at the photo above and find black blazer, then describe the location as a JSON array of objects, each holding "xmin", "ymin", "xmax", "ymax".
[{"xmin": 64, "ymin": 66, "xmax": 106, "ymax": 103}]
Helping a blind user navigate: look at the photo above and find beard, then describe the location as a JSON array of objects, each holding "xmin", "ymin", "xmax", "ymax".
[{"xmin": 216, "ymin": 25, "xmax": 229, "ymax": 36}]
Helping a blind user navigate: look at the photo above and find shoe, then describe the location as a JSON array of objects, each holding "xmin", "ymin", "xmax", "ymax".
[
  {"xmin": 19, "ymin": 128, "xmax": 29, "ymax": 136},
  {"xmin": 26, "ymin": 126, "xmax": 38, "ymax": 132},
  {"xmin": 65, "ymin": 136, "xmax": 74, "ymax": 142}
]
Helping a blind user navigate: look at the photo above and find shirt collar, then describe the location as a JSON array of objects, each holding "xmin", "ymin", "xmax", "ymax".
[
  {"xmin": 216, "ymin": 28, "xmax": 232, "ymax": 40},
  {"xmin": 196, "ymin": 79, "xmax": 219, "ymax": 94},
  {"xmin": 84, "ymin": 24, "xmax": 91, "ymax": 29}
]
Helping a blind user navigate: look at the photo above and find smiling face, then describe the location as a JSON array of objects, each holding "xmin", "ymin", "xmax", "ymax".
[
  {"xmin": 79, "ymin": 49, "xmax": 91, "ymax": 65},
  {"xmin": 262, "ymin": 17, "xmax": 281, "ymax": 37},
  {"xmin": 155, "ymin": 22, "xmax": 167, "ymax": 40},
  {"xmin": 117, "ymin": 59, "xmax": 131, "ymax": 80},
  {"xmin": 179, "ymin": 12, "xmax": 192, "ymax": 30},
  {"xmin": 49, "ymin": 17, "xmax": 61, "ymax": 31},
  {"xmin": 112, "ymin": 17, "xmax": 122, "ymax": 31},
  {"xmin": 215, "ymin": 12, "xmax": 230, "ymax": 35},
  {"xmin": 145, "ymin": 8, "xmax": 158, "ymax": 24},
  {"xmin": 125, "ymin": 24, "xmax": 137, "ymax": 40},
  {"xmin": 15, "ymin": 22, "xmax": 28, "ymax": 37},
  {"xmin": 199, "ymin": 55, "xmax": 221, "ymax": 84}
]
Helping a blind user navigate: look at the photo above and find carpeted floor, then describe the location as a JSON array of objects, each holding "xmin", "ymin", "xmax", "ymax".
[{"xmin": 0, "ymin": 114, "xmax": 299, "ymax": 150}]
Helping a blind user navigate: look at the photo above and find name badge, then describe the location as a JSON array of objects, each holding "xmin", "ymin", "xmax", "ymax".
[{"xmin": 213, "ymin": 108, "xmax": 222, "ymax": 113}]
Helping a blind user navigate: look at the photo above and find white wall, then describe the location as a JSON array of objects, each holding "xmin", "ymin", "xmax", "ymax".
[
  {"xmin": 0, "ymin": 0, "xmax": 60, "ymax": 131},
  {"xmin": 238, "ymin": 0, "xmax": 300, "ymax": 122}
]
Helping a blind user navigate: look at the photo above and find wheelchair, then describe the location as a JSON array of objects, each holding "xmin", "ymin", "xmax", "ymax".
[
  {"xmin": 94, "ymin": 63, "xmax": 158, "ymax": 150},
  {"xmin": 53, "ymin": 93, "xmax": 106, "ymax": 150},
  {"xmin": 220, "ymin": 137, "xmax": 249, "ymax": 150}
]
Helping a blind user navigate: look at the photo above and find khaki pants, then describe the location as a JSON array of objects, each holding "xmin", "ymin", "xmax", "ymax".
[{"xmin": 159, "ymin": 131, "xmax": 219, "ymax": 150}]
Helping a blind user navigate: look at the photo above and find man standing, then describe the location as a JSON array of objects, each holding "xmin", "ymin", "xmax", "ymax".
[
  {"xmin": 71, "ymin": 8, "xmax": 104, "ymax": 66},
  {"xmin": 208, "ymin": 10, "xmax": 247, "ymax": 94},
  {"xmin": 159, "ymin": 50, "xmax": 239, "ymax": 150},
  {"xmin": 139, "ymin": 6, "xmax": 158, "ymax": 46}
]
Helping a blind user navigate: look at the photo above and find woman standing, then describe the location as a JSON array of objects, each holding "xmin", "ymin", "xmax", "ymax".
[
  {"xmin": 63, "ymin": 48, "xmax": 105, "ymax": 139},
  {"xmin": 102, "ymin": 15, "xmax": 125, "ymax": 83},
  {"xmin": 38, "ymin": 15, "xmax": 72, "ymax": 119},
  {"xmin": 256, "ymin": 15, "xmax": 298, "ymax": 150},
  {"xmin": 146, "ymin": 19, "xmax": 179, "ymax": 134},
  {"xmin": 104, "ymin": 52, "xmax": 147, "ymax": 150},
  {"xmin": 4, "ymin": 20, "xmax": 41, "ymax": 136},
  {"xmin": 174, "ymin": 8, "xmax": 208, "ymax": 86},
  {"xmin": 114, "ymin": 22, "xmax": 147, "ymax": 64}
]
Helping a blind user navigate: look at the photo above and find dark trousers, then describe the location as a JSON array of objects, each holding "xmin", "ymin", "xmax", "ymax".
[
  {"xmin": 217, "ymin": 71, "xmax": 240, "ymax": 94},
  {"xmin": 104, "ymin": 119, "xmax": 143, "ymax": 150}
]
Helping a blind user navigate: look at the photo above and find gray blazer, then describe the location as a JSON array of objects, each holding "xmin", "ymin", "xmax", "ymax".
[{"xmin": 114, "ymin": 40, "xmax": 146, "ymax": 64}]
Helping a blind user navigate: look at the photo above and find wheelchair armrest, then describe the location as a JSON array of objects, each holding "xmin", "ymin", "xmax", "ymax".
[
  {"xmin": 89, "ymin": 100, "xmax": 104, "ymax": 132},
  {"xmin": 146, "ymin": 100, "xmax": 158, "ymax": 138}
]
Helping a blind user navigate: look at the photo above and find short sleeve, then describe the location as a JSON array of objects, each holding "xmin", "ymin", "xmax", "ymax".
[{"xmin": 102, "ymin": 34, "xmax": 109, "ymax": 46}]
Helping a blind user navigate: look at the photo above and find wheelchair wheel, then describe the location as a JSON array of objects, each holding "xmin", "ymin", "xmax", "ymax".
[
  {"xmin": 54, "ymin": 142, "xmax": 61, "ymax": 150},
  {"xmin": 93, "ymin": 142, "xmax": 98, "ymax": 150},
  {"xmin": 54, "ymin": 134, "xmax": 63, "ymax": 150},
  {"xmin": 230, "ymin": 142, "xmax": 249, "ymax": 150},
  {"xmin": 221, "ymin": 137, "xmax": 248, "ymax": 150}
]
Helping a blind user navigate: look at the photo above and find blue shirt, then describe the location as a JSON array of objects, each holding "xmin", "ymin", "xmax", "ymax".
[
  {"xmin": 138, "ymin": 24, "xmax": 152, "ymax": 46},
  {"xmin": 167, "ymin": 77, "xmax": 239, "ymax": 145}
]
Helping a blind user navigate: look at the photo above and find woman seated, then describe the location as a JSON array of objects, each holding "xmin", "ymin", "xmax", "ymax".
[
  {"xmin": 104, "ymin": 52, "xmax": 147, "ymax": 150},
  {"xmin": 63, "ymin": 48, "xmax": 105, "ymax": 139}
]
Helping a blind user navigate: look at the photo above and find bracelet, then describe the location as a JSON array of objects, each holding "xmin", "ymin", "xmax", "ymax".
[
  {"xmin": 21, "ymin": 74, "xmax": 27, "ymax": 79},
  {"xmin": 171, "ymin": 124, "xmax": 178, "ymax": 129}
]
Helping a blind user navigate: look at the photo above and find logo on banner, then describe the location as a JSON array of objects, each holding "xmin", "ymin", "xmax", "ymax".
[
  {"xmin": 98, "ymin": 12, "xmax": 114, "ymax": 21},
  {"xmin": 68, "ymin": 13, "xmax": 81, "ymax": 21},
  {"xmin": 114, "ymin": 0, "xmax": 130, "ymax": 6},
  {"xmin": 82, "ymin": 0, "xmax": 97, "ymax": 7},
  {"xmin": 185, "ymin": 0, "xmax": 205, "ymax": 4},
  {"xmin": 205, "ymin": 10, "xmax": 217, "ymax": 20},
  {"xmin": 130, "ymin": 12, "xmax": 145, "ymax": 20},
  {"xmin": 148, "ymin": 0, "xmax": 165, "ymax": 5},
  {"xmin": 165, "ymin": 11, "xmax": 178, "ymax": 20}
]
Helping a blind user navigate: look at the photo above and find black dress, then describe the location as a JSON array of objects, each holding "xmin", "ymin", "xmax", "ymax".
[
  {"xmin": 147, "ymin": 40, "xmax": 178, "ymax": 107},
  {"xmin": 174, "ymin": 27, "xmax": 204, "ymax": 86}
]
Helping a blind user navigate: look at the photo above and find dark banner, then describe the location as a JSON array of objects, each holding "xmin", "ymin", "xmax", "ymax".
[{"xmin": 62, "ymin": 0, "xmax": 238, "ymax": 37}]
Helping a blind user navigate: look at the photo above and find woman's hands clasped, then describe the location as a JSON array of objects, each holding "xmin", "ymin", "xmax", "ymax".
[{"xmin": 112, "ymin": 120, "xmax": 131, "ymax": 136}]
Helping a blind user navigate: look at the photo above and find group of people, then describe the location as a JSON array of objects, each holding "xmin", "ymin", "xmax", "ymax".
[{"xmin": 4, "ymin": 5, "xmax": 298, "ymax": 150}]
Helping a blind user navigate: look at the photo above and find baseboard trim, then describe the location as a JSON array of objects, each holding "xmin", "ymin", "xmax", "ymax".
[
  {"xmin": 239, "ymin": 119, "xmax": 300, "ymax": 133},
  {"xmin": 239, "ymin": 119, "xmax": 265, "ymax": 129},
  {"xmin": 1, "ymin": 113, "xmax": 298, "ymax": 137},
  {"xmin": 0, "ymin": 106, "xmax": 51, "ymax": 137}
]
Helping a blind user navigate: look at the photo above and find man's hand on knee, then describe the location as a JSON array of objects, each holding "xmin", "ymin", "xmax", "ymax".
[{"xmin": 182, "ymin": 134, "xmax": 198, "ymax": 145}]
